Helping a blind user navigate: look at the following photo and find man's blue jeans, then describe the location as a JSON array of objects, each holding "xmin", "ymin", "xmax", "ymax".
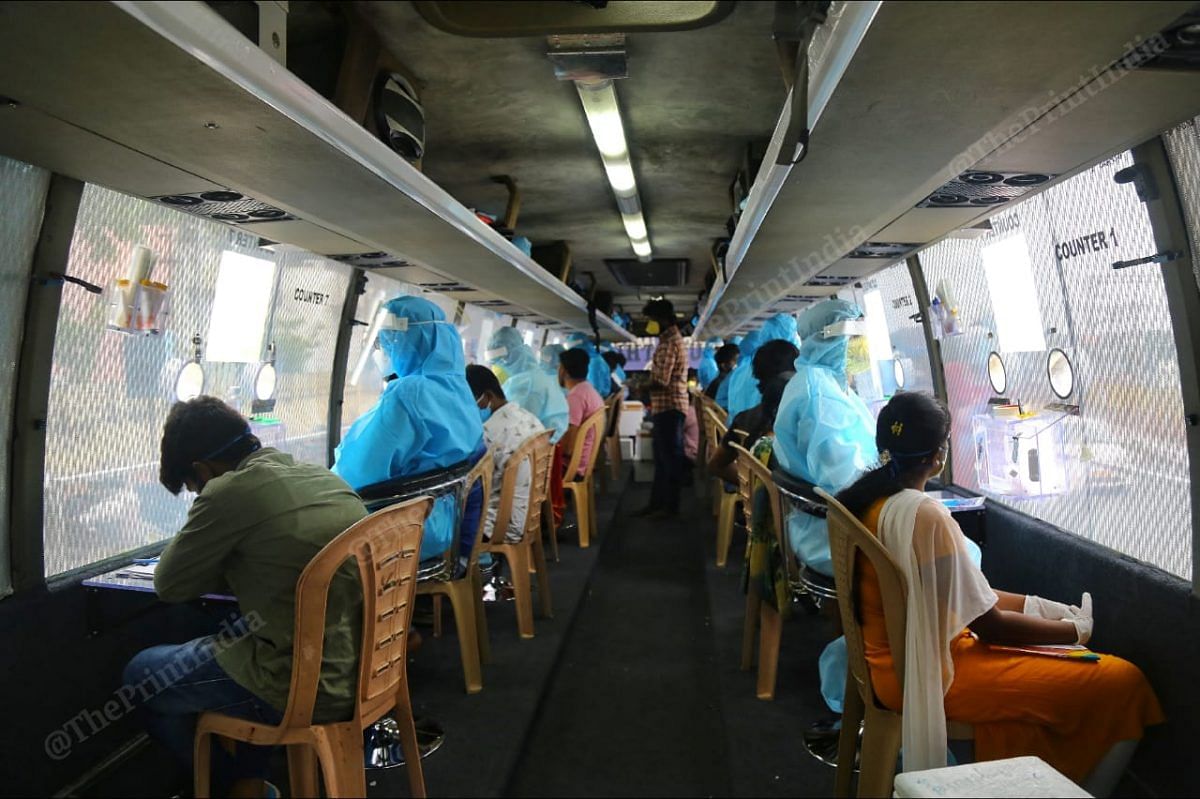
[{"xmin": 124, "ymin": 635, "xmax": 283, "ymax": 792}]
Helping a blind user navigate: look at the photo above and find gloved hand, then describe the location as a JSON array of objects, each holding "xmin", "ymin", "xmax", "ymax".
[
  {"xmin": 1023, "ymin": 594, "xmax": 1072, "ymax": 620},
  {"xmin": 1064, "ymin": 592, "xmax": 1093, "ymax": 645}
]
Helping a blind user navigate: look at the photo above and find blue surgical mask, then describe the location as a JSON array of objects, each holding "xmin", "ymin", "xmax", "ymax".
[{"xmin": 478, "ymin": 402, "xmax": 492, "ymax": 422}]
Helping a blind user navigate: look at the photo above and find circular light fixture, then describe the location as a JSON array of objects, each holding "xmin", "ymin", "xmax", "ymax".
[
  {"xmin": 254, "ymin": 362, "xmax": 277, "ymax": 401},
  {"xmin": 892, "ymin": 355, "xmax": 906, "ymax": 389},
  {"xmin": 987, "ymin": 351, "xmax": 1007, "ymax": 394},
  {"xmin": 174, "ymin": 361, "xmax": 205, "ymax": 402},
  {"xmin": 1047, "ymin": 348, "xmax": 1074, "ymax": 399}
]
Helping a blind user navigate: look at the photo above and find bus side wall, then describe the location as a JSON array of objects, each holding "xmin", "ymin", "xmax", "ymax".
[
  {"xmin": 983, "ymin": 503, "xmax": 1200, "ymax": 797},
  {"xmin": 0, "ymin": 588, "xmax": 216, "ymax": 795}
]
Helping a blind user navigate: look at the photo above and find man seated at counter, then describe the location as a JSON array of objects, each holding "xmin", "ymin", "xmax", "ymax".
[
  {"xmin": 558, "ymin": 347, "xmax": 605, "ymax": 479},
  {"xmin": 333, "ymin": 295, "xmax": 485, "ymax": 565},
  {"xmin": 466, "ymin": 364, "xmax": 545, "ymax": 544},
  {"xmin": 125, "ymin": 397, "xmax": 368, "ymax": 798}
]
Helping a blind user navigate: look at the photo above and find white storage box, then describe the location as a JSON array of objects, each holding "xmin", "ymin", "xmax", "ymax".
[
  {"xmin": 634, "ymin": 431, "xmax": 654, "ymax": 462},
  {"xmin": 619, "ymin": 437, "xmax": 635, "ymax": 460},
  {"xmin": 893, "ymin": 756, "xmax": 1089, "ymax": 798},
  {"xmin": 619, "ymin": 402, "xmax": 645, "ymax": 437}
]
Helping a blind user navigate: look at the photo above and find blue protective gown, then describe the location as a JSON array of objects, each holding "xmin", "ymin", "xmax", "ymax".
[
  {"xmin": 717, "ymin": 330, "xmax": 762, "ymax": 412},
  {"xmin": 726, "ymin": 314, "xmax": 801, "ymax": 423},
  {"xmin": 774, "ymin": 299, "xmax": 876, "ymax": 577},
  {"xmin": 334, "ymin": 296, "xmax": 485, "ymax": 561},
  {"xmin": 540, "ymin": 343, "xmax": 567, "ymax": 378},
  {"xmin": 488, "ymin": 327, "xmax": 570, "ymax": 443},
  {"xmin": 566, "ymin": 333, "xmax": 613, "ymax": 397},
  {"xmin": 698, "ymin": 338, "xmax": 721, "ymax": 389}
]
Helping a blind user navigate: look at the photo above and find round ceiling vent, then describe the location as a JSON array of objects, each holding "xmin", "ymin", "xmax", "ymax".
[
  {"xmin": 248, "ymin": 208, "xmax": 287, "ymax": 219},
  {"xmin": 970, "ymin": 196, "xmax": 1009, "ymax": 205},
  {"xmin": 211, "ymin": 212, "xmax": 251, "ymax": 222},
  {"xmin": 159, "ymin": 195, "xmax": 202, "ymax": 206},
  {"xmin": 960, "ymin": 171, "xmax": 1004, "ymax": 185},
  {"xmin": 200, "ymin": 190, "xmax": 245, "ymax": 202},
  {"xmin": 1004, "ymin": 173, "xmax": 1050, "ymax": 186},
  {"xmin": 929, "ymin": 193, "xmax": 968, "ymax": 205}
]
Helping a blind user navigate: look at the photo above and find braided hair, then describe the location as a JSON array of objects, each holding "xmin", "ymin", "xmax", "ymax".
[{"xmin": 836, "ymin": 392, "xmax": 951, "ymax": 517}]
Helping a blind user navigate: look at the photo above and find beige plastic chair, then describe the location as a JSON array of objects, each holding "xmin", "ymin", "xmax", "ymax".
[
  {"xmin": 704, "ymin": 406, "xmax": 738, "ymax": 567},
  {"xmin": 194, "ymin": 496, "xmax": 433, "ymax": 799},
  {"xmin": 818, "ymin": 488, "xmax": 973, "ymax": 799},
  {"xmin": 596, "ymin": 394, "xmax": 622, "ymax": 494},
  {"xmin": 482, "ymin": 430, "xmax": 555, "ymax": 638},
  {"xmin": 563, "ymin": 408, "xmax": 607, "ymax": 548},
  {"xmin": 420, "ymin": 451, "xmax": 494, "ymax": 694},
  {"xmin": 731, "ymin": 441, "xmax": 797, "ymax": 700}
]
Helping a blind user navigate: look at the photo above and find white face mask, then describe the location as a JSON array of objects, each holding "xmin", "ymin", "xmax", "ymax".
[{"xmin": 372, "ymin": 346, "xmax": 392, "ymax": 376}]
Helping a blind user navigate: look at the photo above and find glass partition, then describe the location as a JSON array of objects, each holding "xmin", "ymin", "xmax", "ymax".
[
  {"xmin": 41, "ymin": 186, "xmax": 353, "ymax": 576},
  {"xmin": 921, "ymin": 152, "xmax": 1191, "ymax": 580}
]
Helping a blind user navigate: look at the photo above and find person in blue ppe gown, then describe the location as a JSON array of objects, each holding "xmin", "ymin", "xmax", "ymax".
[
  {"xmin": 600, "ymin": 347, "xmax": 628, "ymax": 398},
  {"xmin": 697, "ymin": 338, "xmax": 722, "ymax": 390},
  {"xmin": 487, "ymin": 326, "xmax": 569, "ymax": 443},
  {"xmin": 566, "ymin": 332, "xmax": 613, "ymax": 397},
  {"xmin": 726, "ymin": 314, "xmax": 800, "ymax": 422},
  {"xmin": 540, "ymin": 343, "xmax": 567, "ymax": 378},
  {"xmin": 333, "ymin": 296, "xmax": 485, "ymax": 563},
  {"xmin": 715, "ymin": 330, "xmax": 761, "ymax": 412}
]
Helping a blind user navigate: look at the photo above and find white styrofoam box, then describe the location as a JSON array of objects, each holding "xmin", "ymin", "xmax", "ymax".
[
  {"xmin": 619, "ymin": 438, "xmax": 635, "ymax": 460},
  {"xmin": 893, "ymin": 756, "xmax": 1090, "ymax": 798},
  {"xmin": 634, "ymin": 432, "xmax": 654, "ymax": 461},
  {"xmin": 619, "ymin": 401, "xmax": 645, "ymax": 437}
]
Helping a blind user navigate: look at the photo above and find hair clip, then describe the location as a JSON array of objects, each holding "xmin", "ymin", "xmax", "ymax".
[{"xmin": 891, "ymin": 421, "xmax": 904, "ymax": 437}]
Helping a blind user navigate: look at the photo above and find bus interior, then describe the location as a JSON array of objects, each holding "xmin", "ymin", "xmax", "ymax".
[{"xmin": 2, "ymin": 1, "xmax": 1200, "ymax": 797}]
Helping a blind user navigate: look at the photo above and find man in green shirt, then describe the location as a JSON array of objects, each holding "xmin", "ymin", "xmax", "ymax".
[{"xmin": 123, "ymin": 397, "xmax": 367, "ymax": 797}]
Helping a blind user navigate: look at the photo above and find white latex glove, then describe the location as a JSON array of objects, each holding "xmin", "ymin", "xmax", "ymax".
[
  {"xmin": 1064, "ymin": 592, "xmax": 1094, "ymax": 645},
  {"xmin": 1023, "ymin": 594, "xmax": 1072, "ymax": 620}
]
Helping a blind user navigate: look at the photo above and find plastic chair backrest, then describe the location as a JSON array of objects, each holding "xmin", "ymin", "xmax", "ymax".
[
  {"xmin": 704, "ymin": 405, "xmax": 728, "ymax": 442},
  {"xmin": 818, "ymin": 488, "xmax": 912, "ymax": 697},
  {"xmin": 603, "ymin": 394, "xmax": 623, "ymax": 439},
  {"xmin": 565, "ymin": 408, "xmax": 607, "ymax": 480},
  {"xmin": 730, "ymin": 441, "xmax": 798, "ymax": 584},
  {"xmin": 492, "ymin": 430, "xmax": 554, "ymax": 542},
  {"xmin": 279, "ymin": 496, "xmax": 433, "ymax": 730},
  {"xmin": 458, "ymin": 450, "xmax": 494, "ymax": 574}
]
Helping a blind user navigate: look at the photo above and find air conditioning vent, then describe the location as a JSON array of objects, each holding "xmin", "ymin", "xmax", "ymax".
[
  {"xmin": 917, "ymin": 171, "xmax": 1055, "ymax": 208},
  {"xmin": 605, "ymin": 258, "xmax": 689, "ymax": 287},
  {"xmin": 847, "ymin": 242, "xmax": 919, "ymax": 259},
  {"xmin": 153, "ymin": 190, "xmax": 295, "ymax": 223},
  {"xmin": 419, "ymin": 281, "xmax": 473, "ymax": 292},
  {"xmin": 330, "ymin": 252, "xmax": 411, "ymax": 268},
  {"xmin": 806, "ymin": 275, "xmax": 856, "ymax": 287}
]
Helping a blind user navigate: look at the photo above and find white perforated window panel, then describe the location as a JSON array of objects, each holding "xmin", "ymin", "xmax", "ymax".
[
  {"xmin": 921, "ymin": 152, "xmax": 1192, "ymax": 580},
  {"xmin": 42, "ymin": 186, "xmax": 352, "ymax": 576},
  {"xmin": 0, "ymin": 157, "xmax": 51, "ymax": 596}
]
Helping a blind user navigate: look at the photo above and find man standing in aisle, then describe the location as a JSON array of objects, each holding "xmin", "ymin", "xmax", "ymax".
[{"xmin": 636, "ymin": 299, "xmax": 689, "ymax": 519}]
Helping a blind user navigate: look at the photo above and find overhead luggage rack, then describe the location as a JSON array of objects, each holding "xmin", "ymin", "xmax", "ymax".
[{"xmin": 0, "ymin": 1, "xmax": 632, "ymax": 341}]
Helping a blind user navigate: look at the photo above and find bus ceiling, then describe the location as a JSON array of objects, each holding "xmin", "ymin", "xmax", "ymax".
[{"xmin": 1, "ymin": 2, "xmax": 1199, "ymax": 338}]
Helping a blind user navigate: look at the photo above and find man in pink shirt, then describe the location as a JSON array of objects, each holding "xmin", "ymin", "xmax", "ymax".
[{"xmin": 558, "ymin": 348, "xmax": 605, "ymax": 479}]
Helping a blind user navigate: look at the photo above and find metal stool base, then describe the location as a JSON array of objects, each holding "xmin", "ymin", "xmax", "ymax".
[
  {"xmin": 365, "ymin": 716, "xmax": 445, "ymax": 770},
  {"xmin": 802, "ymin": 717, "xmax": 863, "ymax": 771}
]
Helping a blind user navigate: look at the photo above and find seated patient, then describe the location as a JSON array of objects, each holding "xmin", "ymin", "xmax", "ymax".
[
  {"xmin": 703, "ymin": 343, "xmax": 740, "ymax": 404},
  {"xmin": 333, "ymin": 295, "xmax": 485, "ymax": 562},
  {"xmin": 707, "ymin": 338, "xmax": 799, "ymax": 485},
  {"xmin": 837, "ymin": 392, "xmax": 1164, "ymax": 793},
  {"xmin": 125, "ymin": 397, "xmax": 367, "ymax": 797},
  {"xmin": 557, "ymin": 347, "xmax": 605, "ymax": 480},
  {"xmin": 466, "ymin": 364, "xmax": 545, "ymax": 543}
]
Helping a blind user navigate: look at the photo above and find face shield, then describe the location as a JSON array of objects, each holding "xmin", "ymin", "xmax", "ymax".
[
  {"xmin": 377, "ymin": 295, "xmax": 463, "ymax": 377},
  {"xmin": 845, "ymin": 334, "xmax": 871, "ymax": 377}
]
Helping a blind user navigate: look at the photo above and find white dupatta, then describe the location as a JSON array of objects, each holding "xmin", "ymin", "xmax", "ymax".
[{"xmin": 876, "ymin": 490, "xmax": 997, "ymax": 773}]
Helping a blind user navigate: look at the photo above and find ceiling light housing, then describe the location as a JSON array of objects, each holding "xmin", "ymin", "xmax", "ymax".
[{"xmin": 577, "ymin": 79, "xmax": 652, "ymax": 262}]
